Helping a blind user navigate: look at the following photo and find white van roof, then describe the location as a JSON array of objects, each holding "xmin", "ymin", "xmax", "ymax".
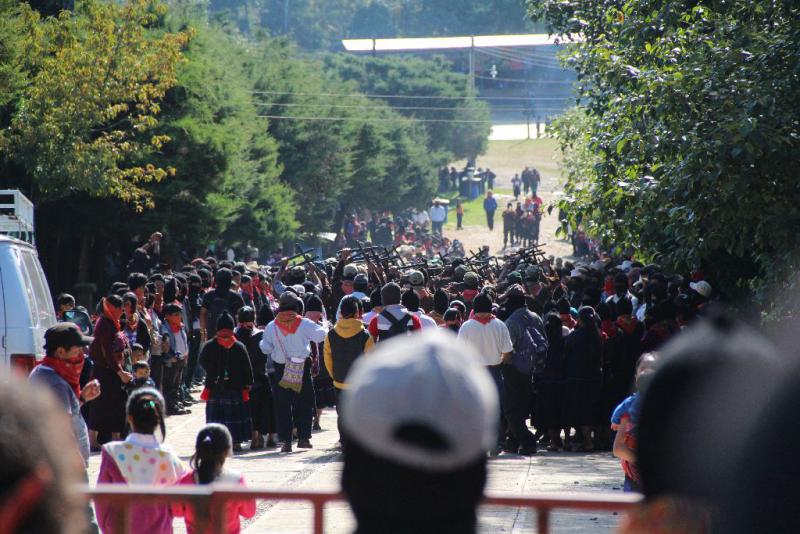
[{"xmin": 0, "ymin": 234, "xmax": 37, "ymax": 250}]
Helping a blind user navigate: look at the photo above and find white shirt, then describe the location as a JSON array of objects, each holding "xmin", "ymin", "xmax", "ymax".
[
  {"xmin": 429, "ymin": 205, "xmax": 447, "ymax": 223},
  {"xmin": 259, "ymin": 317, "xmax": 327, "ymax": 364},
  {"xmin": 412, "ymin": 310, "xmax": 438, "ymax": 330},
  {"xmin": 413, "ymin": 210, "xmax": 430, "ymax": 225},
  {"xmin": 457, "ymin": 318, "xmax": 513, "ymax": 366}
]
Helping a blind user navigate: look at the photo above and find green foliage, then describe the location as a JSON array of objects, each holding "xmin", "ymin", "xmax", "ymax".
[
  {"xmin": 531, "ymin": 0, "xmax": 800, "ymax": 310},
  {"xmin": 249, "ymin": 39, "xmax": 443, "ymax": 232},
  {"xmin": 143, "ymin": 17, "xmax": 296, "ymax": 252},
  {"xmin": 324, "ymin": 54, "xmax": 490, "ymax": 161},
  {"xmin": 0, "ymin": 1, "xmax": 27, "ymax": 113},
  {"xmin": 4, "ymin": 0, "xmax": 192, "ymax": 208}
]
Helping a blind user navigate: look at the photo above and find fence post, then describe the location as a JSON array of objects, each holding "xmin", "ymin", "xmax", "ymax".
[
  {"xmin": 537, "ymin": 507, "xmax": 550, "ymax": 534},
  {"xmin": 312, "ymin": 499, "xmax": 325, "ymax": 534}
]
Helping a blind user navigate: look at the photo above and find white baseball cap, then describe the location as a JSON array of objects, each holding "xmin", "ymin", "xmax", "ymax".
[
  {"xmin": 690, "ymin": 280, "xmax": 713, "ymax": 298},
  {"xmin": 341, "ymin": 331, "xmax": 499, "ymax": 471}
]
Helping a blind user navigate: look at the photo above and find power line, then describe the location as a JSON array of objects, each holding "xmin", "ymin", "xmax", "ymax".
[
  {"xmin": 475, "ymin": 74, "xmax": 577, "ymax": 86},
  {"xmin": 254, "ymin": 98, "xmax": 572, "ymax": 111},
  {"xmin": 478, "ymin": 48, "xmax": 569, "ymax": 70},
  {"xmin": 257, "ymin": 114, "xmax": 491, "ymax": 123},
  {"xmin": 251, "ymin": 90, "xmax": 552, "ymax": 102},
  {"xmin": 483, "ymin": 46, "xmax": 563, "ymax": 65},
  {"xmin": 480, "ymin": 46, "xmax": 562, "ymax": 65}
]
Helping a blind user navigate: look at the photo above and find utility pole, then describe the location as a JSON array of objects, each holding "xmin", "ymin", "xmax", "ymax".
[{"xmin": 468, "ymin": 36, "xmax": 475, "ymax": 93}]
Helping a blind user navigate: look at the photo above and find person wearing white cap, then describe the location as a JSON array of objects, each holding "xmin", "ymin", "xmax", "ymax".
[
  {"xmin": 340, "ymin": 331, "xmax": 499, "ymax": 534},
  {"xmin": 689, "ymin": 280, "xmax": 712, "ymax": 299}
]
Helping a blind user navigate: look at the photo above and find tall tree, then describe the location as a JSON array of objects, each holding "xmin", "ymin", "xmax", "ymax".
[{"xmin": 532, "ymin": 0, "xmax": 800, "ymax": 311}]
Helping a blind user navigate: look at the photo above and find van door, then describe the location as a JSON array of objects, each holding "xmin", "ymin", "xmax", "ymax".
[
  {"xmin": 18, "ymin": 248, "xmax": 56, "ymax": 360},
  {"xmin": 0, "ymin": 263, "xmax": 6, "ymax": 366}
]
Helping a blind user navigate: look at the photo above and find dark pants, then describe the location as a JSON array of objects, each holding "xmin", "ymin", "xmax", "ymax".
[
  {"xmin": 163, "ymin": 357, "xmax": 185, "ymax": 406},
  {"xmin": 335, "ymin": 387, "xmax": 344, "ymax": 440},
  {"xmin": 151, "ymin": 356, "xmax": 165, "ymax": 391},
  {"xmin": 183, "ymin": 330, "xmax": 201, "ymax": 388},
  {"xmin": 486, "ymin": 210, "xmax": 496, "ymax": 230},
  {"xmin": 273, "ymin": 360, "xmax": 315, "ymax": 443},
  {"xmin": 432, "ymin": 220, "xmax": 444, "ymax": 234},
  {"xmin": 487, "ymin": 364, "xmax": 506, "ymax": 448},
  {"xmin": 502, "ymin": 365, "xmax": 537, "ymax": 450},
  {"xmin": 504, "ymin": 226, "xmax": 514, "ymax": 246},
  {"xmin": 456, "ymin": 213, "xmax": 463, "ymax": 229}
]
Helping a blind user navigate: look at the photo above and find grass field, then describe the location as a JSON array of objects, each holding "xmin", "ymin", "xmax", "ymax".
[
  {"xmin": 452, "ymin": 138, "xmax": 562, "ymax": 185},
  {"xmin": 442, "ymin": 138, "xmax": 561, "ymax": 230},
  {"xmin": 443, "ymin": 188, "xmax": 513, "ymax": 229}
]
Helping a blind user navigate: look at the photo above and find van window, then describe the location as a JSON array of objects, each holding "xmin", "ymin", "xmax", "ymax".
[{"xmin": 19, "ymin": 249, "xmax": 55, "ymax": 328}]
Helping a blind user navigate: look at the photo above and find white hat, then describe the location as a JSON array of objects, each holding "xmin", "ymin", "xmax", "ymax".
[
  {"xmin": 690, "ymin": 280, "xmax": 712, "ymax": 298},
  {"xmin": 621, "ymin": 260, "xmax": 633, "ymax": 272},
  {"xmin": 291, "ymin": 284, "xmax": 306, "ymax": 296},
  {"xmin": 341, "ymin": 331, "xmax": 499, "ymax": 471},
  {"xmin": 343, "ymin": 263, "xmax": 359, "ymax": 279}
]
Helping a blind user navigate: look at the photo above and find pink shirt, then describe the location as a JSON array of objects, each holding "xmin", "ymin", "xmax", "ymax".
[
  {"xmin": 96, "ymin": 433, "xmax": 186, "ymax": 534},
  {"xmin": 172, "ymin": 470, "xmax": 256, "ymax": 534}
]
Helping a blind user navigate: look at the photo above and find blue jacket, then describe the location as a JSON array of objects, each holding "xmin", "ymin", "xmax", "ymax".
[{"xmin": 483, "ymin": 197, "xmax": 498, "ymax": 212}]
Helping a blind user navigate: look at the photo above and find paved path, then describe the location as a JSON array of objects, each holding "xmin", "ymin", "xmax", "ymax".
[{"xmin": 88, "ymin": 399, "xmax": 626, "ymax": 533}]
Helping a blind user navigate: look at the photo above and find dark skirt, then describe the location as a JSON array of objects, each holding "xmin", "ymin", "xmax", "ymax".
[
  {"xmin": 249, "ymin": 378, "xmax": 277, "ymax": 434},
  {"xmin": 562, "ymin": 378, "xmax": 601, "ymax": 427},
  {"xmin": 89, "ymin": 365, "xmax": 127, "ymax": 434},
  {"xmin": 207, "ymin": 389, "xmax": 252, "ymax": 443},
  {"xmin": 534, "ymin": 381, "xmax": 565, "ymax": 429}
]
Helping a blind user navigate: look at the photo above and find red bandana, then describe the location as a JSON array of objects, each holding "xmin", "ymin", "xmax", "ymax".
[
  {"xmin": 102, "ymin": 298, "xmax": 122, "ymax": 331},
  {"xmin": 166, "ymin": 316, "xmax": 184, "ymax": 334},
  {"xmin": 462, "ymin": 289, "xmax": 478, "ymax": 302},
  {"xmin": 275, "ymin": 311, "xmax": 303, "ymax": 335},
  {"xmin": 216, "ymin": 329, "xmax": 237, "ymax": 349},
  {"xmin": 39, "ymin": 355, "xmax": 84, "ymax": 398},
  {"xmin": 561, "ymin": 313, "xmax": 577, "ymax": 329},
  {"xmin": 601, "ymin": 320, "xmax": 619, "ymax": 339},
  {"xmin": 616, "ymin": 315, "xmax": 639, "ymax": 336},
  {"xmin": 474, "ymin": 314, "xmax": 495, "ymax": 325}
]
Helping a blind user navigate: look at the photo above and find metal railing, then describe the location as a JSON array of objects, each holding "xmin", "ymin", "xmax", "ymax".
[{"xmin": 85, "ymin": 485, "xmax": 641, "ymax": 533}]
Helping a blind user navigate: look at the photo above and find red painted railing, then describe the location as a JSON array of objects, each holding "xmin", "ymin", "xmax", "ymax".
[{"xmin": 84, "ymin": 485, "xmax": 641, "ymax": 533}]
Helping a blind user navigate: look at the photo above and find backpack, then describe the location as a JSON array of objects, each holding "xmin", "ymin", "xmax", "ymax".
[
  {"xmin": 378, "ymin": 310, "xmax": 412, "ymax": 341},
  {"xmin": 512, "ymin": 313, "xmax": 549, "ymax": 375}
]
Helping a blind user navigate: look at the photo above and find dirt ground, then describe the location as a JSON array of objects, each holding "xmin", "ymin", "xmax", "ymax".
[{"xmin": 446, "ymin": 139, "xmax": 574, "ymax": 261}]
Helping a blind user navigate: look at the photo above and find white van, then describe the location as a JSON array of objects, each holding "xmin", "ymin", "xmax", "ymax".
[{"xmin": 0, "ymin": 235, "xmax": 56, "ymax": 374}]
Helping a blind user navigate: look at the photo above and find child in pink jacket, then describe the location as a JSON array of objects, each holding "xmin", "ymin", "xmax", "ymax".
[
  {"xmin": 96, "ymin": 388, "xmax": 186, "ymax": 533},
  {"xmin": 172, "ymin": 424, "xmax": 256, "ymax": 534}
]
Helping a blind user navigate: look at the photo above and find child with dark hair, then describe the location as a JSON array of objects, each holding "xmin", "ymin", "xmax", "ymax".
[
  {"xmin": 127, "ymin": 361, "xmax": 156, "ymax": 395},
  {"xmin": 173, "ymin": 424, "xmax": 256, "ymax": 534},
  {"xmin": 161, "ymin": 302, "xmax": 190, "ymax": 416},
  {"xmin": 96, "ymin": 388, "xmax": 186, "ymax": 534}
]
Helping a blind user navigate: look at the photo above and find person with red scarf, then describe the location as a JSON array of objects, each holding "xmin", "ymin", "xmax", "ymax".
[
  {"xmin": 29, "ymin": 323, "xmax": 98, "ymax": 465},
  {"xmin": 259, "ymin": 292, "xmax": 328, "ymax": 452},
  {"xmin": 199, "ymin": 311, "xmax": 254, "ymax": 452},
  {"xmin": 457, "ymin": 293, "xmax": 513, "ymax": 456},
  {"xmin": 88, "ymin": 294, "xmax": 132, "ymax": 451}
]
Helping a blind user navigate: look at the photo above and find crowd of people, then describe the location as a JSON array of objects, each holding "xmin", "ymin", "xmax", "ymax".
[
  {"xmin": 47, "ymin": 237, "xmax": 717, "ymax": 460},
  {"xmin": 335, "ymin": 208, "xmax": 466, "ymax": 260},
  {"xmin": 10, "ymin": 221, "xmax": 800, "ymax": 533}
]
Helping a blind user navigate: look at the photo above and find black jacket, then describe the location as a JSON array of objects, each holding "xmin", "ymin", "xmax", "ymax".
[{"xmin": 199, "ymin": 339, "xmax": 254, "ymax": 391}]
